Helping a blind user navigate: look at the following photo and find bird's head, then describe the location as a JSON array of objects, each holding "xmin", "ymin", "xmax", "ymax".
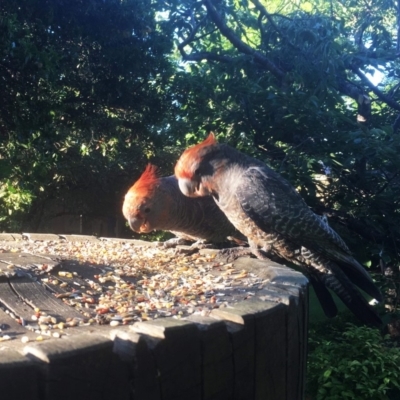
[
  {"xmin": 122, "ymin": 164, "xmax": 164, "ymax": 233},
  {"xmin": 175, "ymin": 133, "xmax": 221, "ymax": 198}
]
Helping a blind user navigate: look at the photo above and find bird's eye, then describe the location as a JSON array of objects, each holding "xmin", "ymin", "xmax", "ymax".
[
  {"xmin": 194, "ymin": 168, "xmax": 201, "ymax": 176},
  {"xmin": 144, "ymin": 207, "xmax": 151, "ymax": 213}
]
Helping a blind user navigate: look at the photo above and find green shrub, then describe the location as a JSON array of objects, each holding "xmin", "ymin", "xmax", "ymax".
[
  {"xmin": 307, "ymin": 323, "xmax": 400, "ymax": 399},
  {"xmin": 0, "ymin": 179, "xmax": 35, "ymax": 231}
]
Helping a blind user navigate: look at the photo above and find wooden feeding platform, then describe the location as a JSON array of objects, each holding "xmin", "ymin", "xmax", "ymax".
[{"xmin": 0, "ymin": 233, "xmax": 308, "ymax": 400}]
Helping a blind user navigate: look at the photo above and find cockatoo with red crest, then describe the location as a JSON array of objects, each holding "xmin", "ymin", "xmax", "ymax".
[
  {"xmin": 122, "ymin": 164, "xmax": 245, "ymax": 247},
  {"xmin": 174, "ymin": 133, "xmax": 382, "ymax": 326}
]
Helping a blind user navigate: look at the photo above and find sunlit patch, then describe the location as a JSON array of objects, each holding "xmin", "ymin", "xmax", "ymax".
[{"xmin": 140, "ymin": 220, "xmax": 152, "ymax": 233}]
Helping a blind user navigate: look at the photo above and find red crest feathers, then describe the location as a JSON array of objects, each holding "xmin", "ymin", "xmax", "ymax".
[
  {"xmin": 130, "ymin": 164, "xmax": 160, "ymax": 196},
  {"xmin": 175, "ymin": 133, "xmax": 218, "ymax": 179},
  {"xmin": 198, "ymin": 132, "xmax": 218, "ymax": 147},
  {"xmin": 138, "ymin": 164, "xmax": 159, "ymax": 184}
]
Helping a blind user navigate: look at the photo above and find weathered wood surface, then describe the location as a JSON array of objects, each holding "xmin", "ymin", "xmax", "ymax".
[{"xmin": 0, "ymin": 233, "xmax": 308, "ymax": 400}]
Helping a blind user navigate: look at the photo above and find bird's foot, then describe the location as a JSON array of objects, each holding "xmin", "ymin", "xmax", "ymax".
[
  {"xmin": 161, "ymin": 238, "xmax": 192, "ymax": 249},
  {"xmin": 215, "ymin": 243, "xmax": 275, "ymax": 263},
  {"xmin": 173, "ymin": 240, "xmax": 212, "ymax": 256},
  {"xmin": 190, "ymin": 240, "xmax": 213, "ymax": 250},
  {"xmin": 215, "ymin": 246, "xmax": 255, "ymax": 263},
  {"xmin": 251, "ymin": 247, "xmax": 272, "ymax": 261},
  {"xmin": 226, "ymin": 236, "xmax": 248, "ymax": 247}
]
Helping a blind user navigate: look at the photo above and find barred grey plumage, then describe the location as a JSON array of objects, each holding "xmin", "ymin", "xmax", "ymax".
[{"xmin": 175, "ymin": 134, "xmax": 382, "ymax": 326}]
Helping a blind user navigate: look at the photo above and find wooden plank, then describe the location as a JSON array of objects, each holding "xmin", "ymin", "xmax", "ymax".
[
  {"xmin": 100, "ymin": 237, "xmax": 159, "ymax": 247},
  {"xmin": 135, "ymin": 334, "xmax": 163, "ymax": 400},
  {"xmin": 41, "ymin": 260, "xmax": 103, "ymax": 299},
  {"xmin": 187, "ymin": 315, "xmax": 234, "ymax": 400},
  {"xmin": 286, "ymin": 284, "xmax": 308, "ymax": 400},
  {"xmin": 41, "ymin": 278, "xmax": 70, "ymax": 296},
  {"xmin": 0, "ymin": 252, "xmax": 57, "ymax": 266},
  {"xmin": 55, "ymin": 260, "xmax": 103, "ymax": 283},
  {"xmin": 300, "ymin": 290, "xmax": 309, "ymax": 400},
  {"xmin": 257, "ymin": 285, "xmax": 295, "ymax": 305},
  {"xmin": 0, "ymin": 233, "xmax": 23, "ymax": 241},
  {"xmin": 228, "ymin": 258, "xmax": 309, "ymax": 399},
  {"xmin": 225, "ymin": 319, "xmax": 256, "ymax": 400},
  {"xmin": 0, "ymin": 252, "xmax": 58, "ymax": 283},
  {"xmin": 0, "ymin": 233, "xmax": 16, "ymax": 241},
  {"xmin": 132, "ymin": 318, "xmax": 202, "ymax": 400},
  {"xmin": 9, "ymin": 276, "xmax": 84, "ymax": 321},
  {"xmin": 24, "ymin": 334, "xmax": 130, "ymax": 400},
  {"xmin": 0, "ymin": 307, "xmax": 112, "ymax": 351},
  {"xmin": 0, "ymin": 279, "xmax": 36, "ymax": 323},
  {"xmin": 252, "ymin": 299, "xmax": 287, "ymax": 400},
  {"xmin": 22, "ymin": 233, "xmax": 61, "ymax": 241},
  {"xmin": 210, "ymin": 303, "xmax": 260, "ymax": 400},
  {"xmin": 41, "ymin": 261, "xmax": 101, "ymax": 297},
  {"xmin": 0, "ymin": 237, "xmax": 309, "ymax": 400},
  {"xmin": 0, "ymin": 349, "xmax": 39, "ymax": 399},
  {"xmin": 210, "ymin": 299, "xmax": 279, "ymax": 324},
  {"xmin": 232, "ymin": 256, "xmax": 307, "ymax": 286},
  {"xmin": 59, "ymin": 234, "xmax": 99, "ymax": 242},
  {"xmin": 112, "ymin": 329, "xmax": 162, "ymax": 400},
  {"xmin": 0, "ymin": 307, "xmax": 38, "ymax": 351},
  {"xmin": 212, "ymin": 299, "xmax": 287, "ymax": 400},
  {"xmin": 259, "ymin": 280, "xmax": 308, "ymax": 399},
  {"xmin": 23, "ymin": 333, "xmax": 111, "ymax": 362},
  {"xmin": 0, "ymin": 261, "xmax": 17, "ymax": 277}
]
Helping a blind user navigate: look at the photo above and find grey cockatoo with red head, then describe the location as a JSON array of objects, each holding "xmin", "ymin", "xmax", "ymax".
[
  {"xmin": 122, "ymin": 163, "xmax": 245, "ymax": 246},
  {"xmin": 174, "ymin": 133, "xmax": 382, "ymax": 326}
]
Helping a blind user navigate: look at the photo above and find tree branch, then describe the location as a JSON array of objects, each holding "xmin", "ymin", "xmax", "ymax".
[
  {"xmin": 353, "ymin": 67, "xmax": 400, "ymax": 112},
  {"xmin": 175, "ymin": 0, "xmax": 400, "ymax": 124},
  {"xmin": 396, "ymin": 0, "xmax": 400, "ymax": 52},
  {"xmin": 392, "ymin": 113, "xmax": 400, "ymax": 133},
  {"xmin": 180, "ymin": 50, "xmax": 236, "ymax": 63},
  {"xmin": 336, "ymin": 77, "xmax": 371, "ymax": 122},
  {"xmin": 176, "ymin": 13, "xmax": 206, "ymax": 59},
  {"xmin": 202, "ymin": 0, "xmax": 285, "ymax": 80},
  {"xmin": 251, "ymin": 0, "xmax": 298, "ymax": 51}
]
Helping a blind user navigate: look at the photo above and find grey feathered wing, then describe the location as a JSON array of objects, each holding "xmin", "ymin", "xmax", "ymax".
[{"xmin": 235, "ymin": 166, "xmax": 382, "ymax": 326}]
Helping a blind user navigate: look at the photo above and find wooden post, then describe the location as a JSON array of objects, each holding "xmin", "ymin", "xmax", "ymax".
[{"xmin": 0, "ymin": 235, "xmax": 308, "ymax": 400}]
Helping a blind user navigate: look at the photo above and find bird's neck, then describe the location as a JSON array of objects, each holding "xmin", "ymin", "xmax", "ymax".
[{"xmin": 207, "ymin": 161, "xmax": 243, "ymax": 195}]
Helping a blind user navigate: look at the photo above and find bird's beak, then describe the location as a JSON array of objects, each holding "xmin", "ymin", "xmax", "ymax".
[
  {"xmin": 178, "ymin": 178, "xmax": 198, "ymax": 197},
  {"xmin": 129, "ymin": 218, "xmax": 152, "ymax": 233},
  {"xmin": 128, "ymin": 217, "xmax": 143, "ymax": 232}
]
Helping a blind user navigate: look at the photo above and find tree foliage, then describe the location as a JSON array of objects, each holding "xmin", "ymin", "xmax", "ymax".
[
  {"xmin": 162, "ymin": 0, "xmax": 400, "ymax": 268},
  {"xmin": 2, "ymin": 1, "xmax": 400, "ymax": 394},
  {"xmin": 0, "ymin": 0, "xmax": 177, "ymax": 231},
  {"xmin": 1, "ymin": 0, "xmax": 400, "ymax": 271}
]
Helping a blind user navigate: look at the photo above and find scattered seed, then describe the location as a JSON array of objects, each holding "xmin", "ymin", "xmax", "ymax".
[
  {"xmin": 1, "ymin": 238, "xmax": 264, "ymax": 331},
  {"xmin": 58, "ymin": 271, "xmax": 73, "ymax": 278}
]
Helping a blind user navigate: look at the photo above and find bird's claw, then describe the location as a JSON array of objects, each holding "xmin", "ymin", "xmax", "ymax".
[
  {"xmin": 162, "ymin": 238, "xmax": 192, "ymax": 248},
  {"xmin": 215, "ymin": 247, "xmax": 255, "ymax": 263},
  {"xmin": 174, "ymin": 240, "xmax": 213, "ymax": 256}
]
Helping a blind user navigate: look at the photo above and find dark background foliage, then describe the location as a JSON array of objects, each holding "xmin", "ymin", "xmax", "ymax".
[
  {"xmin": 0, "ymin": 0, "xmax": 177, "ymax": 234},
  {"xmin": 2, "ymin": 1, "xmax": 400, "ymax": 397},
  {"xmin": 1, "ymin": 0, "xmax": 400, "ymax": 278}
]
